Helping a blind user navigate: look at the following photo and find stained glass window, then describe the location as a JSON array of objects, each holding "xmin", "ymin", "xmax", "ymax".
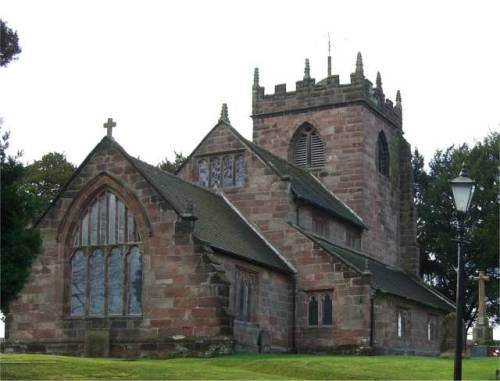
[
  {"xmin": 223, "ymin": 156, "xmax": 234, "ymax": 187},
  {"xmin": 235, "ymin": 155, "xmax": 245, "ymax": 187},
  {"xmin": 210, "ymin": 158, "xmax": 221, "ymax": 189},
  {"xmin": 89, "ymin": 250, "xmax": 104, "ymax": 315},
  {"xmin": 108, "ymin": 248, "xmax": 123, "ymax": 315},
  {"xmin": 70, "ymin": 191, "xmax": 142, "ymax": 317},
  {"xmin": 198, "ymin": 159, "xmax": 209, "ymax": 188},
  {"xmin": 70, "ymin": 251, "xmax": 86, "ymax": 316},
  {"xmin": 127, "ymin": 247, "xmax": 142, "ymax": 315}
]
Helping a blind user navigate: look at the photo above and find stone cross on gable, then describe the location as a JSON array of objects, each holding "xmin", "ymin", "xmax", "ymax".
[
  {"xmin": 473, "ymin": 271, "xmax": 489, "ymax": 324},
  {"xmin": 103, "ymin": 118, "xmax": 116, "ymax": 138}
]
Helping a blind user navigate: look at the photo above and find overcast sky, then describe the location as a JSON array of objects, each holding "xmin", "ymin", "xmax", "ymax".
[
  {"xmin": 0, "ymin": 1, "xmax": 499, "ymax": 338},
  {"xmin": 1, "ymin": 0, "xmax": 499, "ymax": 168}
]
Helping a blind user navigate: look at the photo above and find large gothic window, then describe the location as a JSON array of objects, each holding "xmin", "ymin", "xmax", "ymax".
[
  {"xmin": 377, "ymin": 131, "xmax": 389, "ymax": 176},
  {"xmin": 290, "ymin": 123, "xmax": 325, "ymax": 169},
  {"xmin": 70, "ymin": 191, "xmax": 142, "ymax": 317}
]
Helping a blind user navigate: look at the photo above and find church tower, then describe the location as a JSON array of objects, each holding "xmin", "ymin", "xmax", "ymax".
[{"xmin": 251, "ymin": 53, "xmax": 419, "ymax": 274}]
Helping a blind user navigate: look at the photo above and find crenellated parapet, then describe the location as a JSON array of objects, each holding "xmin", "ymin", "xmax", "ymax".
[{"xmin": 252, "ymin": 53, "xmax": 403, "ymax": 129}]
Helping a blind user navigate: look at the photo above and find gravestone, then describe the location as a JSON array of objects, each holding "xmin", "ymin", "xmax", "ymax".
[{"xmin": 84, "ymin": 329, "xmax": 110, "ymax": 357}]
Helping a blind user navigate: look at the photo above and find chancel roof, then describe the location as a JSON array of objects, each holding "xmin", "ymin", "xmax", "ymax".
[
  {"xmin": 296, "ymin": 226, "xmax": 454, "ymax": 312},
  {"xmin": 126, "ymin": 151, "xmax": 294, "ymax": 274}
]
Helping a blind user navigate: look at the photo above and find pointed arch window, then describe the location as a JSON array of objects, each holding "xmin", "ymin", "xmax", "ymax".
[
  {"xmin": 69, "ymin": 190, "xmax": 142, "ymax": 317},
  {"xmin": 377, "ymin": 131, "xmax": 389, "ymax": 176},
  {"xmin": 308, "ymin": 296, "xmax": 319, "ymax": 326},
  {"xmin": 290, "ymin": 123, "xmax": 325, "ymax": 169}
]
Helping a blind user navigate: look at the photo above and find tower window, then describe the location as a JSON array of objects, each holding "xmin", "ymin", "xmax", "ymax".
[
  {"xmin": 377, "ymin": 131, "xmax": 389, "ymax": 176},
  {"xmin": 291, "ymin": 123, "xmax": 325, "ymax": 169}
]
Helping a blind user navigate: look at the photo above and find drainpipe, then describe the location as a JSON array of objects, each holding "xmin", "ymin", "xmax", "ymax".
[{"xmin": 369, "ymin": 289, "xmax": 375, "ymax": 349}]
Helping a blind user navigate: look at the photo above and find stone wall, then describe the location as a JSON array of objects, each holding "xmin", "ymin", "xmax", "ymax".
[
  {"xmin": 213, "ymin": 255, "xmax": 293, "ymax": 352},
  {"xmin": 372, "ymin": 294, "xmax": 446, "ymax": 355},
  {"xmin": 5, "ymin": 139, "xmax": 232, "ymax": 358},
  {"xmin": 177, "ymin": 122, "xmax": 374, "ymax": 352},
  {"xmin": 252, "ymin": 105, "xmax": 400, "ymax": 266}
]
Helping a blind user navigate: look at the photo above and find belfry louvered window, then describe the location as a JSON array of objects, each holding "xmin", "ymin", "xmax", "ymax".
[
  {"xmin": 291, "ymin": 123, "xmax": 325, "ymax": 169},
  {"xmin": 70, "ymin": 191, "xmax": 142, "ymax": 317}
]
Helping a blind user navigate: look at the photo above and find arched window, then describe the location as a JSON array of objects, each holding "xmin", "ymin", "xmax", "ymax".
[
  {"xmin": 70, "ymin": 251, "xmax": 86, "ymax": 316},
  {"xmin": 210, "ymin": 157, "xmax": 221, "ymax": 189},
  {"xmin": 290, "ymin": 123, "xmax": 325, "ymax": 169},
  {"xmin": 308, "ymin": 296, "xmax": 319, "ymax": 326},
  {"xmin": 322, "ymin": 294, "xmax": 333, "ymax": 325},
  {"xmin": 235, "ymin": 155, "xmax": 245, "ymax": 187},
  {"xmin": 198, "ymin": 159, "xmax": 209, "ymax": 188},
  {"xmin": 70, "ymin": 191, "xmax": 142, "ymax": 317},
  {"xmin": 377, "ymin": 131, "xmax": 389, "ymax": 176},
  {"xmin": 222, "ymin": 156, "xmax": 234, "ymax": 187}
]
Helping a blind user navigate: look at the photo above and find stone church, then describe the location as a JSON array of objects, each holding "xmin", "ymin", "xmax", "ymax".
[{"xmin": 5, "ymin": 53, "xmax": 454, "ymax": 357}]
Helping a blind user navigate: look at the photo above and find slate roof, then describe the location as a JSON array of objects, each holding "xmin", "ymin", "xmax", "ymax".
[
  {"xmin": 296, "ymin": 226, "xmax": 454, "ymax": 312},
  {"xmin": 243, "ymin": 139, "xmax": 366, "ymax": 229},
  {"xmin": 126, "ymin": 154, "xmax": 293, "ymax": 274}
]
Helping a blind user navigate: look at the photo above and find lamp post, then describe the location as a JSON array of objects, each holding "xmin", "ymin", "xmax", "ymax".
[{"xmin": 449, "ymin": 163, "xmax": 475, "ymax": 381}]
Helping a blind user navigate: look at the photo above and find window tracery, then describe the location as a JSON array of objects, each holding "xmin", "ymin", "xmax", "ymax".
[
  {"xmin": 69, "ymin": 190, "xmax": 142, "ymax": 317},
  {"xmin": 307, "ymin": 292, "xmax": 333, "ymax": 327},
  {"xmin": 197, "ymin": 153, "xmax": 245, "ymax": 189}
]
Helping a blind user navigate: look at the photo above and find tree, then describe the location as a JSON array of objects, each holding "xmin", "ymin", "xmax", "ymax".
[
  {"xmin": 0, "ymin": 19, "xmax": 22, "ymax": 67},
  {"xmin": 0, "ymin": 129, "xmax": 41, "ymax": 314},
  {"xmin": 22, "ymin": 152, "xmax": 76, "ymax": 219},
  {"xmin": 414, "ymin": 132, "xmax": 499, "ymax": 333},
  {"xmin": 158, "ymin": 151, "xmax": 187, "ymax": 173}
]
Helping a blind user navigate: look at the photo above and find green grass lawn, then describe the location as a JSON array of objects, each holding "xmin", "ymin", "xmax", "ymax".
[{"xmin": 0, "ymin": 353, "xmax": 498, "ymax": 380}]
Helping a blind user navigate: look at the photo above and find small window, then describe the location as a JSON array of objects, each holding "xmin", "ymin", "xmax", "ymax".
[
  {"xmin": 322, "ymin": 294, "xmax": 333, "ymax": 325},
  {"xmin": 397, "ymin": 310, "xmax": 407, "ymax": 338},
  {"xmin": 427, "ymin": 317, "xmax": 437, "ymax": 341},
  {"xmin": 198, "ymin": 154, "xmax": 245, "ymax": 189},
  {"xmin": 291, "ymin": 123, "xmax": 325, "ymax": 169},
  {"xmin": 312, "ymin": 210, "xmax": 329, "ymax": 237},
  {"xmin": 235, "ymin": 270, "xmax": 256, "ymax": 322},
  {"xmin": 308, "ymin": 296, "xmax": 319, "ymax": 326},
  {"xmin": 377, "ymin": 131, "xmax": 389, "ymax": 176}
]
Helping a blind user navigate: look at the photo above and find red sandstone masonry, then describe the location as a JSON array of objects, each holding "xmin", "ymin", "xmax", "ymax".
[{"xmin": 6, "ymin": 141, "xmax": 230, "ymax": 357}]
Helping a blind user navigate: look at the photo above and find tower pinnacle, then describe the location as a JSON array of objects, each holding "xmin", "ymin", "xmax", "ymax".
[
  {"xmin": 253, "ymin": 67, "xmax": 260, "ymax": 89},
  {"xmin": 376, "ymin": 71, "xmax": 383, "ymax": 91},
  {"xmin": 304, "ymin": 58, "xmax": 311, "ymax": 80},
  {"xmin": 355, "ymin": 52, "xmax": 364, "ymax": 76},
  {"xmin": 396, "ymin": 90, "xmax": 402, "ymax": 107},
  {"xmin": 327, "ymin": 34, "xmax": 332, "ymax": 77}
]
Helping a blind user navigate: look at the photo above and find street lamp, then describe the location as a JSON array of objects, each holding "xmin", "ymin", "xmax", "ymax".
[{"xmin": 449, "ymin": 163, "xmax": 475, "ymax": 381}]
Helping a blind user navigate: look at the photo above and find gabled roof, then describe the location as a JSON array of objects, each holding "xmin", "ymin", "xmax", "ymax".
[
  {"xmin": 294, "ymin": 225, "xmax": 454, "ymax": 312},
  {"xmin": 122, "ymin": 147, "xmax": 294, "ymax": 275},
  {"xmin": 242, "ymin": 139, "xmax": 366, "ymax": 229},
  {"xmin": 37, "ymin": 136, "xmax": 293, "ymax": 274},
  {"xmin": 179, "ymin": 120, "xmax": 366, "ymax": 229}
]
